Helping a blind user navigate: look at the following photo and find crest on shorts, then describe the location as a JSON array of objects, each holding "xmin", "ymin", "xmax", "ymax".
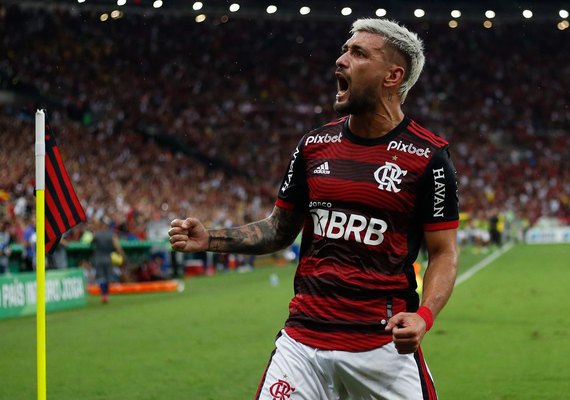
[{"xmin": 269, "ymin": 379, "xmax": 295, "ymax": 400}]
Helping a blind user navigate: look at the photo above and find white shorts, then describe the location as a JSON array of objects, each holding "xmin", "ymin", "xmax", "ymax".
[{"xmin": 255, "ymin": 330, "xmax": 437, "ymax": 400}]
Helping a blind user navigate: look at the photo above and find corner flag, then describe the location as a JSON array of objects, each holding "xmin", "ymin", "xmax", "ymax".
[
  {"xmin": 35, "ymin": 110, "xmax": 86, "ymax": 400},
  {"xmin": 44, "ymin": 119, "xmax": 86, "ymax": 253}
]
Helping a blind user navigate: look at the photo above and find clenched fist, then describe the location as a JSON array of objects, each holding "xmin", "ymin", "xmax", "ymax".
[{"xmin": 168, "ymin": 218, "xmax": 209, "ymax": 253}]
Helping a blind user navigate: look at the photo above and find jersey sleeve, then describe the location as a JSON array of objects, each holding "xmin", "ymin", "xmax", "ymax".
[
  {"xmin": 419, "ymin": 146, "xmax": 459, "ymax": 231},
  {"xmin": 275, "ymin": 138, "xmax": 308, "ymax": 212}
]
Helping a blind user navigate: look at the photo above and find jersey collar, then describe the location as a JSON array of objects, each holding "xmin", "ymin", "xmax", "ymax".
[{"xmin": 342, "ymin": 116, "xmax": 410, "ymax": 146}]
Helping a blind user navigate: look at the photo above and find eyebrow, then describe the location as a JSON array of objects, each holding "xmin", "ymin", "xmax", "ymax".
[{"xmin": 341, "ymin": 43, "xmax": 368, "ymax": 54}]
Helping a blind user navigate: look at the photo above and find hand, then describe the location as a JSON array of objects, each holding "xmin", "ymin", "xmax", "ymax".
[
  {"xmin": 169, "ymin": 218, "xmax": 209, "ymax": 253},
  {"xmin": 385, "ymin": 312, "xmax": 427, "ymax": 354}
]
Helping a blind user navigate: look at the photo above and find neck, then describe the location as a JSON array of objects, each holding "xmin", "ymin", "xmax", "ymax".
[{"xmin": 348, "ymin": 103, "xmax": 404, "ymax": 139}]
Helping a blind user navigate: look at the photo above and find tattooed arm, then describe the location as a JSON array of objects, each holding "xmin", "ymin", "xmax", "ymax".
[{"xmin": 168, "ymin": 206, "xmax": 305, "ymax": 255}]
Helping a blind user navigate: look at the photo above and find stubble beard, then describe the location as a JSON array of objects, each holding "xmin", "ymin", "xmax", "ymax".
[{"xmin": 333, "ymin": 85, "xmax": 378, "ymax": 116}]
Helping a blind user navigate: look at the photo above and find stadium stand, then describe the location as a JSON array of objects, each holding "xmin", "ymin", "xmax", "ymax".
[{"xmin": 0, "ymin": 4, "xmax": 569, "ymax": 266}]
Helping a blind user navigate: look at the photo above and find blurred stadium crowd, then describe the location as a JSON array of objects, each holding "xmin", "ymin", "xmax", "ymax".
[{"xmin": 0, "ymin": 5, "xmax": 569, "ymax": 258}]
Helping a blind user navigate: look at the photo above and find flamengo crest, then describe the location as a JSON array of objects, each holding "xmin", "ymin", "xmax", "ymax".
[
  {"xmin": 269, "ymin": 379, "xmax": 295, "ymax": 400},
  {"xmin": 374, "ymin": 161, "xmax": 407, "ymax": 193}
]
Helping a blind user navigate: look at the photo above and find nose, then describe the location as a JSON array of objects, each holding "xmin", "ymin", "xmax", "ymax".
[{"xmin": 336, "ymin": 52, "xmax": 348, "ymax": 69}]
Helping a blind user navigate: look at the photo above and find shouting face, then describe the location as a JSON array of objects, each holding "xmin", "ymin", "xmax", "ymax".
[{"xmin": 334, "ymin": 31, "xmax": 403, "ymax": 115}]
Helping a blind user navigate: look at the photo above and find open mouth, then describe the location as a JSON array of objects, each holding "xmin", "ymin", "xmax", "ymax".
[{"xmin": 336, "ymin": 73, "xmax": 349, "ymax": 100}]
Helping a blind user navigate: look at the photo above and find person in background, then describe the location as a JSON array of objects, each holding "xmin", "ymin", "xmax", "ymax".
[
  {"xmin": 0, "ymin": 220, "xmax": 12, "ymax": 274},
  {"xmin": 22, "ymin": 215, "xmax": 36, "ymax": 272},
  {"xmin": 92, "ymin": 218, "xmax": 125, "ymax": 304},
  {"xmin": 47, "ymin": 234, "xmax": 69, "ymax": 270},
  {"xmin": 169, "ymin": 18, "xmax": 458, "ymax": 399}
]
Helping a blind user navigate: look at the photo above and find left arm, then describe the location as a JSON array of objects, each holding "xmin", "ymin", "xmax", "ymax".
[
  {"xmin": 418, "ymin": 228, "xmax": 458, "ymax": 317},
  {"xmin": 385, "ymin": 228, "xmax": 458, "ymax": 354},
  {"xmin": 112, "ymin": 234, "xmax": 126, "ymax": 259}
]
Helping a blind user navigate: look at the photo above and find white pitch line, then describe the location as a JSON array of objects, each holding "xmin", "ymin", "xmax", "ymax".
[{"xmin": 455, "ymin": 242, "xmax": 514, "ymax": 286}]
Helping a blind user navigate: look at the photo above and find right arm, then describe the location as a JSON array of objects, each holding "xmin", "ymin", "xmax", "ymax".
[{"xmin": 169, "ymin": 206, "xmax": 305, "ymax": 255}]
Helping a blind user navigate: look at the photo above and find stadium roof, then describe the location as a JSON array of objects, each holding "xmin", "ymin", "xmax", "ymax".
[{"xmin": 3, "ymin": 0, "xmax": 569, "ymax": 22}]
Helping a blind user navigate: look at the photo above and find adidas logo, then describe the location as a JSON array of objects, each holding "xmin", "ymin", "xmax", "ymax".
[{"xmin": 314, "ymin": 161, "xmax": 331, "ymax": 175}]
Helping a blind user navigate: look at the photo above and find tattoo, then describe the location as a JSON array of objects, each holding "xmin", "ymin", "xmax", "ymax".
[{"xmin": 208, "ymin": 206, "xmax": 304, "ymax": 255}]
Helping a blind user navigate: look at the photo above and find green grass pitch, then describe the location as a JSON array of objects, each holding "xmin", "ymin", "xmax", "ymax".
[{"xmin": 0, "ymin": 243, "xmax": 568, "ymax": 399}]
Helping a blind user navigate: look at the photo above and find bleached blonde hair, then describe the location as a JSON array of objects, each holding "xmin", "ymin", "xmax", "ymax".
[{"xmin": 351, "ymin": 18, "xmax": 425, "ymax": 104}]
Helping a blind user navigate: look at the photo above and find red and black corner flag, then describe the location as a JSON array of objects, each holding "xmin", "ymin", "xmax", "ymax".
[{"xmin": 45, "ymin": 123, "xmax": 86, "ymax": 253}]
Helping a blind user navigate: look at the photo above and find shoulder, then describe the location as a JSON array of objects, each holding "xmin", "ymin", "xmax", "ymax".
[
  {"xmin": 405, "ymin": 119, "xmax": 449, "ymax": 150},
  {"xmin": 300, "ymin": 117, "xmax": 346, "ymax": 148}
]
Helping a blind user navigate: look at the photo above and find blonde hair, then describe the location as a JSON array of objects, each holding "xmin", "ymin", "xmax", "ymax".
[{"xmin": 351, "ymin": 18, "xmax": 425, "ymax": 103}]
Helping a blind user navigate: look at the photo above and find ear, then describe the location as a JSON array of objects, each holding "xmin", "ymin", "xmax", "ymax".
[{"xmin": 384, "ymin": 65, "xmax": 405, "ymax": 89}]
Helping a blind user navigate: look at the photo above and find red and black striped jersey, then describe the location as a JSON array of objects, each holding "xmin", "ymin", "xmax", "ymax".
[{"xmin": 275, "ymin": 116, "xmax": 459, "ymax": 352}]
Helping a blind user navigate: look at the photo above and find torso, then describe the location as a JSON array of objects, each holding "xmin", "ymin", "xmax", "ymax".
[{"xmin": 276, "ymin": 116, "xmax": 458, "ymax": 351}]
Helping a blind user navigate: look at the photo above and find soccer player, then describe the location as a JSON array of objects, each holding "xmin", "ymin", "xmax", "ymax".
[
  {"xmin": 169, "ymin": 18, "xmax": 458, "ymax": 400},
  {"xmin": 92, "ymin": 218, "xmax": 126, "ymax": 304}
]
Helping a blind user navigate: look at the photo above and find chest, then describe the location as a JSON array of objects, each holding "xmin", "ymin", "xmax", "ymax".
[{"xmin": 303, "ymin": 141, "xmax": 427, "ymax": 210}]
